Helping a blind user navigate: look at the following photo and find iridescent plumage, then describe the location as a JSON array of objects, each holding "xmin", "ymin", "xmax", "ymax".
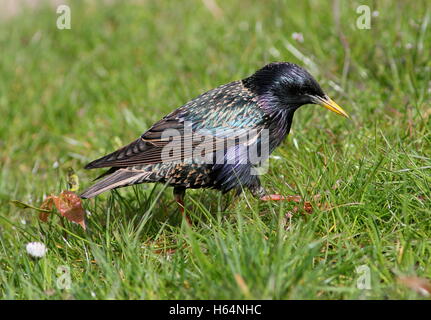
[{"xmin": 80, "ymin": 62, "xmax": 348, "ymax": 209}]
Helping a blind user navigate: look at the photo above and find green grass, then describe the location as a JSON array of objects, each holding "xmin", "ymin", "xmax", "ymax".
[{"xmin": 0, "ymin": 0, "xmax": 430, "ymax": 299}]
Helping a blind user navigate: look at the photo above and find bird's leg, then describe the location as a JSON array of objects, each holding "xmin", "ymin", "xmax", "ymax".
[{"xmin": 173, "ymin": 187, "xmax": 191, "ymax": 224}]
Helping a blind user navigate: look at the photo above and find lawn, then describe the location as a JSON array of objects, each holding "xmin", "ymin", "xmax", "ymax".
[{"xmin": 0, "ymin": 0, "xmax": 430, "ymax": 299}]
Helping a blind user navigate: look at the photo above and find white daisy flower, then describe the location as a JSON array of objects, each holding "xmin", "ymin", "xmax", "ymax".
[
  {"xmin": 26, "ymin": 242, "xmax": 47, "ymax": 258},
  {"xmin": 292, "ymin": 32, "xmax": 304, "ymax": 43}
]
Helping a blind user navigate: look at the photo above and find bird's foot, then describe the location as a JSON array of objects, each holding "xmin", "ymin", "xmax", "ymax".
[{"xmin": 260, "ymin": 194, "xmax": 302, "ymax": 202}]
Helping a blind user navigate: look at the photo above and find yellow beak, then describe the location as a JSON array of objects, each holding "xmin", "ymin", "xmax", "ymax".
[{"xmin": 314, "ymin": 95, "xmax": 349, "ymax": 118}]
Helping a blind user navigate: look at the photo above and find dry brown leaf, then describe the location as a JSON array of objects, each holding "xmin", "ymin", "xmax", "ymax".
[
  {"xmin": 40, "ymin": 197, "xmax": 54, "ymax": 222},
  {"xmin": 398, "ymin": 276, "xmax": 431, "ymax": 296},
  {"xmin": 41, "ymin": 191, "xmax": 86, "ymax": 230},
  {"xmin": 303, "ymin": 201, "xmax": 313, "ymax": 213}
]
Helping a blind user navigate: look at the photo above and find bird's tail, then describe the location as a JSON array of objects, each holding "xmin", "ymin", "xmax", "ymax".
[{"xmin": 80, "ymin": 169, "xmax": 151, "ymax": 199}]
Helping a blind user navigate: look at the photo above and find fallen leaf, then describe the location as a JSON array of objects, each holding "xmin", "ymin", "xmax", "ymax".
[
  {"xmin": 303, "ymin": 201, "xmax": 313, "ymax": 213},
  {"xmin": 56, "ymin": 191, "xmax": 86, "ymax": 229},
  {"xmin": 40, "ymin": 197, "xmax": 54, "ymax": 222},
  {"xmin": 41, "ymin": 191, "xmax": 86, "ymax": 230},
  {"xmin": 398, "ymin": 276, "xmax": 431, "ymax": 296}
]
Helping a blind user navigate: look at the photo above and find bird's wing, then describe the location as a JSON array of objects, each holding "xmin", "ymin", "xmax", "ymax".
[{"xmin": 84, "ymin": 81, "xmax": 267, "ymax": 169}]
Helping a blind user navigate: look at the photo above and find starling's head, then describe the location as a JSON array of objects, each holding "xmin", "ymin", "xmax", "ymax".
[{"xmin": 243, "ymin": 62, "xmax": 348, "ymax": 117}]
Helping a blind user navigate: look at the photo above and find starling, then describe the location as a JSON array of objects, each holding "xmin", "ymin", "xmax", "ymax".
[{"xmin": 80, "ymin": 62, "xmax": 348, "ymax": 214}]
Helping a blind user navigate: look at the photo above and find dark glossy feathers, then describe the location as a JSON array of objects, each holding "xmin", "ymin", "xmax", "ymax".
[{"xmin": 80, "ymin": 62, "xmax": 324, "ymax": 199}]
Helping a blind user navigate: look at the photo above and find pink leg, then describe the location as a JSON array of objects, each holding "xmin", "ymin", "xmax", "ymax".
[{"xmin": 174, "ymin": 187, "xmax": 192, "ymax": 225}]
